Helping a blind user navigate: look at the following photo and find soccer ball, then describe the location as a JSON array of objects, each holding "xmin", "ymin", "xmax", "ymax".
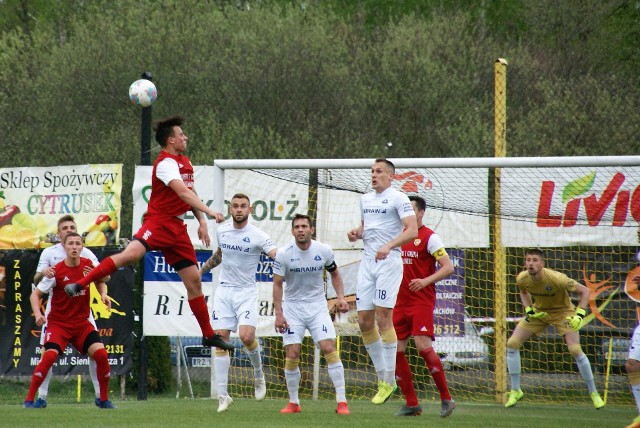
[{"xmin": 128, "ymin": 79, "xmax": 157, "ymax": 107}]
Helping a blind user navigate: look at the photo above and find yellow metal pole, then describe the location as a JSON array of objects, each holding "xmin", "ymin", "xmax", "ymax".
[
  {"xmin": 77, "ymin": 374, "xmax": 82, "ymax": 403},
  {"xmin": 493, "ymin": 58, "xmax": 508, "ymax": 404}
]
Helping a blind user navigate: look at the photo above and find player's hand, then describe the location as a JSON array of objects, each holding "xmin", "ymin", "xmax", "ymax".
[
  {"xmin": 525, "ymin": 306, "xmax": 548, "ymax": 320},
  {"xmin": 566, "ymin": 307, "xmax": 586, "ymax": 331},
  {"xmin": 34, "ymin": 314, "xmax": 46, "ymax": 327},
  {"xmin": 336, "ymin": 297, "xmax": 349, "ymax": 313},
  {"xmin": 375, "ymin": 244, "xmax": 391, "ymax": 261},
  {"xmin": 197, "ymin": 222, "xmax": 211, "ymax": 247},
  {"xmin": 409, "ymin": 278, "xmax": 427, "ymax": 292},
  {"xmin": 275, "ymin": 313, "xmax": 288, "ymax": 334},
  {"xmin": 43, "ymin": 267, "xmax": 55, "ymax": 278},
  {"xmin": 83, "ymin": 266, "xmax": 92, "ymax": 276},
  {"xmin": 633, "ymin": 275, "xmax": 640, "ymax": 286},
  {"xmin": 64, "ymin": 283, "xmax": 83, "ymax": 297},
  {"xmin": 347, "ymin": 229, "xmax": 359, "ymax": 242},
  {"xmin": 101, "ymin": 293, "xmax": 112, "ymax": 311},
  {"xmin": 209, "ymin": 210, "xmax": 225, "ymax": 223}
]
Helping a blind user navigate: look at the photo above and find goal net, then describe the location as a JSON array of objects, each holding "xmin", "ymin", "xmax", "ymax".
[{"xmin": 184, "ymin": 156, "xmax": 639, "ymax": 405}]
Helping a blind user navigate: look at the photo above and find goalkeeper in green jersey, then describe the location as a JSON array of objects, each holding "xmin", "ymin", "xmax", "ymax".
[{"xmin": 504, "ymin": 248, "xmax": 604, "ymax": 410}]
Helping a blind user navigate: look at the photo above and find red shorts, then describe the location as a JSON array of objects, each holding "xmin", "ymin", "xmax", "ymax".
[
  {"xmin": 393, "ymin": 305, "xmax": 435, "ymax": 341},
  {"xmin": 134, "ymin": 215, "xmax": 197, "ymax": 267},
  {"xmin": 43, "ymin": 320, "xmax": 98, "ymax": 354}
]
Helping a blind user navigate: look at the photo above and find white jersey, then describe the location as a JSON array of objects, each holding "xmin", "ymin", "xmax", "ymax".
[
  {"xmin": 36, "ymin": 243, "xmax": 99, "ymax": 273},
  {"xmin": 216, "ymin": 222, "xmax": 276, "ymax": 288},
  {"xmin": 273, "ymin": 240, "xmax": 334, "ymax": 303},
  {"xmin": 360, "ymin": 187, "xmax": 414, "ymax": 258}
]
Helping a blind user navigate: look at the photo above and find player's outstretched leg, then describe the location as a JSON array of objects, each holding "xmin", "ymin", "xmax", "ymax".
[{"xmin": 505, "ymin": 389, "xmax": 524, "ymax": 408}]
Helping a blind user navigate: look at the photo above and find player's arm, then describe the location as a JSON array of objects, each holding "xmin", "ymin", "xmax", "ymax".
[
  {"xmin": 200, "ymin": 247, "xmax": 222, "ymax": 275},
  {"xmin": 272, "ymin": 273, "xmax": 288, "ymax": 333},
  {"xmin": 190, "ymin": 188, "xmax": 212, "ymax": 247},
  {"xmin": 408, "ymin": 250, "xmax": 454, "ymax": 291},
  {"xmin": 566, "ymin": 282, "xmax": 590, "ymax": 330},
  {"xmin": 167, "ymin": 179, "xmax": 224, "ymax": 223},
  {"xmin": 328, "ymin": 266, "xmax": 349, "ymax": 313},
  {"xmin": 519, "ymin": 289, "xmax": 547, "ymax": 319},
  {"xmin": 95, "ymin": 281, "xmax": 111, "ymax": 311},
  {"xmin": 376, "ymin": 214, "xmax": 418, "ymax": 260},
  {"xmin": 30, "ymin": 288, "xmax": 47, "ymax": 327},
  {"xmin": 347, "ymin": 220, "xmax": 364, "ymax": 242}
]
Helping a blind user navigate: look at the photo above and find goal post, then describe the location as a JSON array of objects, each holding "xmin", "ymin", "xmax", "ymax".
[{"xmin": 207, "ymin": 156, "xmax": 640, "ymax": 405}]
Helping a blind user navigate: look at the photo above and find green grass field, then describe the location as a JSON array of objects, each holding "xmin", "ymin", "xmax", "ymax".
[{"xmin": 0, "ymin": 396, "xmax": 635, "ymax": 428}]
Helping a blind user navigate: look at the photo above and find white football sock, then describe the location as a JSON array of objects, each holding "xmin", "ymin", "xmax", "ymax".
[
  {"xmin": 328, "ymin": 361, "xmax": 346, "ymax": 403},
  {"xmin": 284, "ymin": 368, "xmax": 301, "ymax": 404},
  {"xmin": 214, "ymin": 353, "xmax": 231, "ymax": 397}
]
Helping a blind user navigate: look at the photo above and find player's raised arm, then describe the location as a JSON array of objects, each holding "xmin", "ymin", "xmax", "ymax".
[{"xmin": 168, "ymin": 179, "xmax": 224, "ymax": 223}]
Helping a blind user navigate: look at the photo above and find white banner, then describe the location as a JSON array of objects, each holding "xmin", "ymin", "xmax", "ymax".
[
  {"xmin": 0, "ymin": 164, "xmax": 122, "ymax": 249},
  {"xmin": 501, "ymin": 167, "xmax": 640, "ymax": 246}
]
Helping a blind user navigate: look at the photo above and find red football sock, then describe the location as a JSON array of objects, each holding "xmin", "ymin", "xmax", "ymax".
[
  {"xmin": 92, "ymin": 347, "xmax": 111, "ymax": 401},
  {"xmin": 420, "ymin": 347, "xmax": 451, "ymax": 401},
  {"xmin": 395, "ymin": 351, "xmax": 419, "ymax": 406},
  {"xmin": 188, "ymin": 295, "xmax": 215, "ymax": 338},
  {"xmin": 26, "ymin": 350, "xmax": 57, "ymax": 401},
  {"xmin": 78, "ymin": 257, "xmax": 117, "ymax": 287}
]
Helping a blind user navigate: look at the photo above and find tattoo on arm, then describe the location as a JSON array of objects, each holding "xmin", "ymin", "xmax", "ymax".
[{"xmin": 201, "ymin": 249, "xmax": 222, "ymax": 273}]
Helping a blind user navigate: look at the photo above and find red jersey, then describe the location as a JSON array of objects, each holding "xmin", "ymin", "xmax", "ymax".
[
  {"xmin": 146, "ymin": 150, "xmax": 194, "ymax": 218},
  {"xmin": 397, "ymin": 226, "xmax": 440, "ymax": 308},
  {"xmin": 41, "ymin": 257, "xmax": 94, "ymax": 325}
]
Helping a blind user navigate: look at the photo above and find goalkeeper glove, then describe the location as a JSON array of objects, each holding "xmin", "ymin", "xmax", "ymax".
[
  {"xmin": 566, "ymin": 307, "xmax": 587, "ymax": 331},
  {"xmin": 525, "ymin": 306, "xmax": 548, "ymax": 320}
]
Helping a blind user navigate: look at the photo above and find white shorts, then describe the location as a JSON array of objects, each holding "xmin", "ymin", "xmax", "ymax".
[
  {"xmin": 356, "ymin": 253, "xmax": 403, "ymax": 311},
  {"xmin": 281, "ymin": 300, "xmax": 336, "ymax": 346},
  {"xmin": 212, "ymin": 286, "xmax": 258, "ymax": 332},
  {"xmin": 630, "ymin": 324, "xmax": 640, "ymax": 361}
]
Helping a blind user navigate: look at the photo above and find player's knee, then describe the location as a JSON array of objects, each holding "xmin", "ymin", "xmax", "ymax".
[
  {"xmin": 380, "ymin": 327, "xmax": 397, "ymax": 344},
  {"xmin": 245, "ymin": 339, "xmax": 259, "ymax": 352},
  {"xmin": 324, "ymin": 351, "xmax": 341, "ymax": 365},
  {"xmin": 240, "ymin": 333, "xmax": 256, "ymax": 346},
  {"xmin": 506, "ymin": 336, "xmax": 523, "ymax": 350},
  {"xmin": 285, "ymin": 357, "xmax": 300, "ymax": 371},
  {"xmin": 567, "ymin": 343, "xmax": 583, "ymax": 358},
  {"xmin": 626, "ymin": 359, "xmax": 640, "ymax": 373},
  {"xmin": 361, "ymin": 328, "xmax": 381, "ymax": 345}
]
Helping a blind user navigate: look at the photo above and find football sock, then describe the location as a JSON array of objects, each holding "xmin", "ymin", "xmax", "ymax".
[
  {"xmin": 37, "ymin": 366, "xmax": 52, "ymax": 399},
  {"xmin": 215, "ymin": 350, "xmax": 231, "ymax": 397},
  {"xmin": 245, "ymin": 340, "xmax": 264, "ymax": 378},
  {"xmin": 420, "ymin": 347, "xmax": 451, "ymax": 401},
  {"xmin": 628, "ymin": 371, "xmax": 640, "ymax": 413},
  {"xmin": 89, "ymin": 357, "xmax": 100, "ymax": 398},
  {"xmin": 92, "ymin": 347, "xmax": 111, "ymax": 401},
  {"xmin": 362, "ymin": 329, "xmax": 385, "ymax": 382},
  {"xmin": 506, "ymin": 347, "xmax": 521, "ymax": 391},
  {"xmin": 381, "ymin": 328, "xmax": 398, "ymax": 385},
  {"xmin": 188, "ymin": 295, "xmax": 216, "ymax": 338},
  {"xmin": 77, "ymin": 257, "xmax": 116, "ymax": 287},
  {"xmin": 327, "ymin": 361, "xmax": 347, "ymax": 403},
  {"xmin": 395, "ymin": 352, "xmax": 418, "ymax": 406},
  {"xmin": 27, "ymin": 350, "xmax": 57, "ymax": 401},
  {"xmin": 574, "ymin": 353, "xmax": 597, "ymax": 394},
  {"xmin": 284, "ymin": 368, "xmax": 301, "ymax": 404}
]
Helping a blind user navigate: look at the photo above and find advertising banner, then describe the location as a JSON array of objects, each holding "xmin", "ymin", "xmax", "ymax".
[
  {"xmin": 0, "ymin": 249, "xmax": 134, "ymax": 376},
  {"xmin": 0, "ymin": 165, "xmax": 122, "ymax": 249},
  {"xmin": 501, "ymin": 167, "xmax": 640, "ymax": 246}
]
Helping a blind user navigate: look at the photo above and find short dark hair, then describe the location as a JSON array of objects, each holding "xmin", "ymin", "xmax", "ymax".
[
  {"xmin": 63, "ymin": 232, "xmax": 83, "ymax": 244},
  {"xmin": 408, "ymin": 195, "xmax": 426, "ymax": 211},
  {"xmin": 231, "ymin": 193, "xmax": 250, "ymax": 205},
  {"xmin": 525, "ymin": 248, "xmax": 545, "ymax": 260},
  {"xmin": 57, "ymin": 215, "xmax": 75, "ymax": 228},
  {"xmin": 374, "ymin": 158, "xmax": 395, "ymax": 173},
  {"xmin": 291, "ymin": 213, "xmax": 313, "ymax": 228},
  {"xmin": 154, "ymin": 115, "xmax": 185, "ymax": 147}
]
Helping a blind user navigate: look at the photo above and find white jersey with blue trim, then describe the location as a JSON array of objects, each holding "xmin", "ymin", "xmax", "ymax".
[
  {"xmin": 360, "ymin": 187, "xmax": 414, "ymax": 258},
  {"xmin": 216, "ymin": 222, "xmax": 276, "ymax": 288},
  {"xmin": 273, "ymin": 240, "xmax": 334, "ymax": 303}
]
